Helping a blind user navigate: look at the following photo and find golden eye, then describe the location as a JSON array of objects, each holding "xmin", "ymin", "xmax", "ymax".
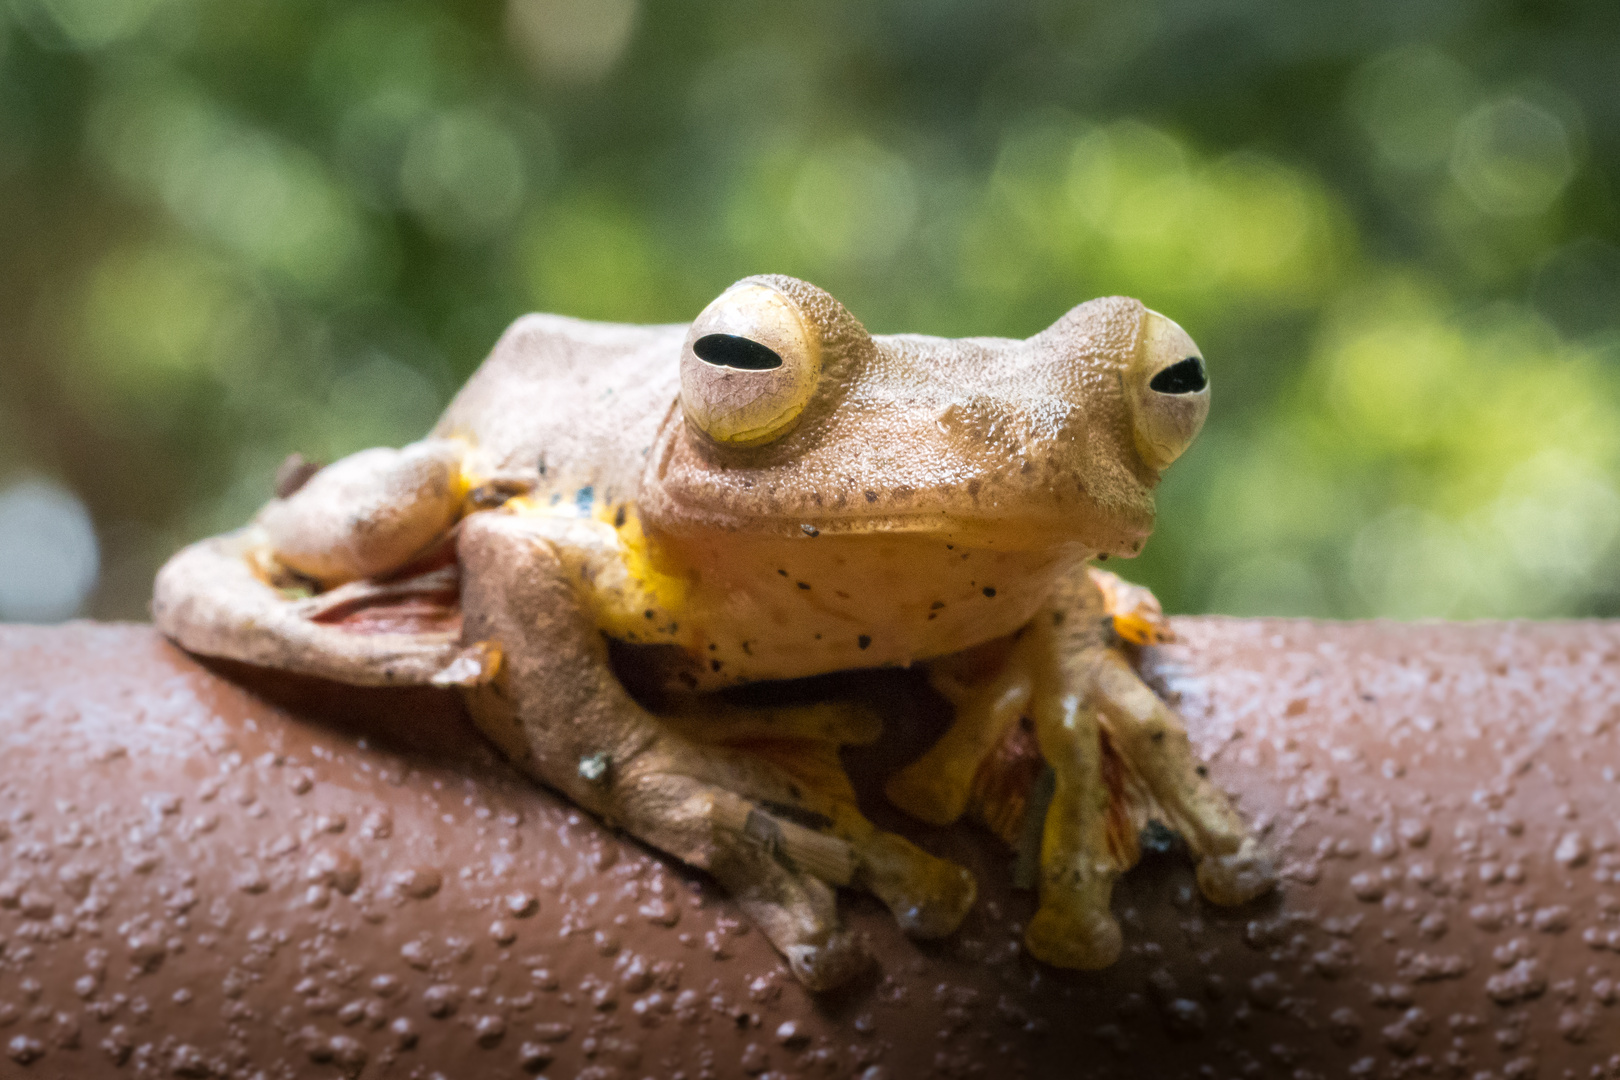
[
  {"xmin": 679, "ymin": 283, "xmax": 821, "ymax": 447},
  {"xmin": 1127, "ymin": 310, "xmax": 1210, "ymax": 471}
]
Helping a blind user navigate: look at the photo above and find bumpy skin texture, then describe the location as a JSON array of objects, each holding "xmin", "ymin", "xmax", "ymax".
[{"xmin": 153, "ymin": 274, "xmax": 1267, "ymax": 987}]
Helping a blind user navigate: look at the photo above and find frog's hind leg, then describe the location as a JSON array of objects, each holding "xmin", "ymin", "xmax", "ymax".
[
  {"xmin": 153, "ymin": 529, "xmax": 467, "ymax": 686},
  {"xmin": 458, "ymin": 511, "xmax": 970, "ymax": 990},
  {"xmin": 153, "ymin": 439, "xmax": 487, "ymax": 686}
]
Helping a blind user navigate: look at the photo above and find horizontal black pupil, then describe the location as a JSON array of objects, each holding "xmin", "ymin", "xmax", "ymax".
[
  {"xmin": 693, "ymin": 334, "xmax": 782, "ymax": 371},
  {"xmin": 1149, "ymin": 356, "xmax": 1207, "ymax": 394}
]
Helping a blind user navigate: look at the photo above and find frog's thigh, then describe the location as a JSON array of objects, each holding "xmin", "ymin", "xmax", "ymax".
[
  {"xmin": 456, "ymin": 512, "xmax": 871, "ymax": 989},
  {"xmin": 1086, "ymin": 646, "xmax": 1276, "ymax": 906},
  {"xmin": 259, "ymin": 439, "xmax": 465, "ymax": 588}
]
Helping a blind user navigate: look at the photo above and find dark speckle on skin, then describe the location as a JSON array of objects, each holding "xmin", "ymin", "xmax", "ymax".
[
  {"xmin": 864, "ymin": 490, "xmax": 877, "ymax": 502},
  {"xmin": 797, "ymin": 582, "xmax": 811, "ymax": 590},
  {"xmin": 983, "ymin": 587, "xmax": 997, "ymax": 598},
  {"xmin": 930, "ymin": 601, "xmax": 945, "ymax": 610},
  {"xmin": 857, "ymin": 635, "xmax": 872, "ymax": 650},
  {"xmin": 777, "ymin": 569, "xmax": 788, "ymax": 577},
  {"xmin": 613, "ymin": 505, "xmax": 626, "ymax": 529}
]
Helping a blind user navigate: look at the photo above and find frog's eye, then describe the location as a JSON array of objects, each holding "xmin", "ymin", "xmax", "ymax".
[
  {"xmin": 1128, "ymin": 311, "xmax": 1210, "ymax": 471},
  {"xmin": 1148, "ymin": 356, "xmax": 1207, "ymax": 395},
  {"xmin": 680, "ymin": 283, "xmax": 821, "ymax": 447}
]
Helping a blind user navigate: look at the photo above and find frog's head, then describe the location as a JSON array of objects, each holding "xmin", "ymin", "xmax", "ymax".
[{"xmin": 643, "ymin": 275, "xmax": 1208, "ymax": 557}]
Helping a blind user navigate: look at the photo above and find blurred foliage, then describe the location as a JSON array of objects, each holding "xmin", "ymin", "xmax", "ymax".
[{"xmin": 0, "ymin": 0, "xmax": 1617, "ymax": 621}]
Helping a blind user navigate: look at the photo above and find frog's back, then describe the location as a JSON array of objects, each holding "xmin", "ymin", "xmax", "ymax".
[{"xmin": 434, "ymin": 313, "xmax": 686, "ymax": 504}]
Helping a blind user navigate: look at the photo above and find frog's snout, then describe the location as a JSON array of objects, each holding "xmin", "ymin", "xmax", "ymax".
[{"xmin": 1127, "ymin": 310, "xmax": 1210, "ymax": 472}]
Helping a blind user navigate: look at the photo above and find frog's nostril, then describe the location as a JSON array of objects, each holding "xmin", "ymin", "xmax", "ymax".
[
  {"xmin": 1149, "ymin": 357, "xmax": 1206, "ymax": 395},
  {"xmin": 693, "ymin": 334, "xmax": 783, "ymax": 371}
]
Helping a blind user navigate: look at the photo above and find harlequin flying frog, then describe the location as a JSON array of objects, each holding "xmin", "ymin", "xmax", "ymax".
[{"xmin": 154, "ymin": 276, "xmax": 1275, "ymax": 989}]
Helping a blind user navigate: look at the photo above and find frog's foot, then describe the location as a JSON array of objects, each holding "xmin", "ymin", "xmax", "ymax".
[
  {"xmin": 1082, "ymin": 645, "xmax": 1277, "ymax": 908},
  {"xmin": 154, "ymin": 530, "xmax": 466, "ymax": 686},
  {"xmin": 702, "ymin": 790, "xmax": 867, "ymax": 991},
  {"xmin": 675, "ymin": 713, "xmax": 978, "ymax": 942},
  {"xmin": 889, "ymin": 568, "xmax": 1274, "ymax": 970}
]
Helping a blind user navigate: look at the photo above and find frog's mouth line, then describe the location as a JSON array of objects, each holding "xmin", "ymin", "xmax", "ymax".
[{"xmin": 645, "ymin": 504, "xmax": 1153, "ymax": 557}]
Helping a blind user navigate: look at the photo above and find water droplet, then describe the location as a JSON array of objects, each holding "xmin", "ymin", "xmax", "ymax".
[
  {"xmin": 519, "ymin": 1041, "xmax": 554, "ymax": 1073},
  {"xmin": 329, "ymin": 1035, "xmax": 367, "ymax": 1071},
  {"xmin": 389, "ymin": 866, "xmax": 441, "ymax": 900},
  {"xmin": 1397, "ymin": 819, "xmax": 1430, "ymax": 848},
  {"xmin": 504, "ymin": 891, "xmax": 539, "ymax": 918},
  {"xmin": 473, "ymin": 1014, "xmax": 506, "ymax": 1047},
  {"xmin": 233, "ymin": 864, "xmax": 269, "ymax": 894},
  {"xmin": 1557, "ymin": 1007, "xmax": 1592, "ymax": 1043},
  {"xmin": 1554, "ymin": 832, "xmax": 1589, "ymax": 867},
  {"xmin": 305, "ymin": 849, "xmax": 362, "ymax": 896},
  {"xmin": 1162, "ymin": 997, "xmax": 1208, "ymax": 1037},
  {"xmin": 126, "ymin": 932, "xmax": 166, "ymax": 973},
  {"xmin": 389, "ymin": 1016, "xmax": 417, "ymax": 1049},
  {"xmin": 423, "ymin": 984, "xmax": 461, "ymax": 1018},
  {"xmin": 7, "ymin": 1034, "xmax": 44, "ymax": 1065},
  {"xmin": 638, "ymin": 897, "xmax": 679, "ymax": 927},
  {"xmin": 739, "ymin": 1042, "xmax": 768, "ymax": 1073},
  {"xmin": 1328, "ymin": 1006, "xmax": 1362, "ymax": 1046},
  {"xmin": 17, "ymin": 890, "xmax": 52, "ymax": 920},
  {"xmin": 1485, "ymin": 959, "xmax": 1547, "ymax": 1004},
  {"xmin": 1532, "ymin": 905, "xmax": 1571, "ymax": 934},
  {"xmin": 399, "ymin": 940, "xmax": 432, "ymax": 970},
  {"xmin": 1349, "ymin": 871, "xmax": 1385, "ymax": 902},
  {"xmin": 361, "ymin": 811, "xmax": 392, "ymax": 840},
  {"xmin": 1246, "ymin": 972, "xmax": 1284, "ymax": 1010}
]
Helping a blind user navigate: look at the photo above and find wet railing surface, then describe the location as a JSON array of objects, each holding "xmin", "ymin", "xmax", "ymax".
[{"xmin": 1, "ymin": 621, "xmax": 1617, "ymax": 1079}]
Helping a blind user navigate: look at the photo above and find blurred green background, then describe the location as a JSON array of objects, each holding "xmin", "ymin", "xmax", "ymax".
[{"xmin": 0, "ymin": 0, "xmax": 1617, "ymax": 624}]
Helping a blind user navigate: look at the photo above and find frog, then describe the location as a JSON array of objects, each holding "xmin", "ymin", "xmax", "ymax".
[{"xmin": 153, "ymin": 275, "xmax": 1275, "ymax": 990}]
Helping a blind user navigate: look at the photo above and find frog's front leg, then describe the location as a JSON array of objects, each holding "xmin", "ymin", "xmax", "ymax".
[
  {"xmin": 888, "ymin": 566, "xmax": 1276, "ymax": 969},
  {"xmin": 455, "ymin": 512, "xmax": 974, "ymax": 990}
]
